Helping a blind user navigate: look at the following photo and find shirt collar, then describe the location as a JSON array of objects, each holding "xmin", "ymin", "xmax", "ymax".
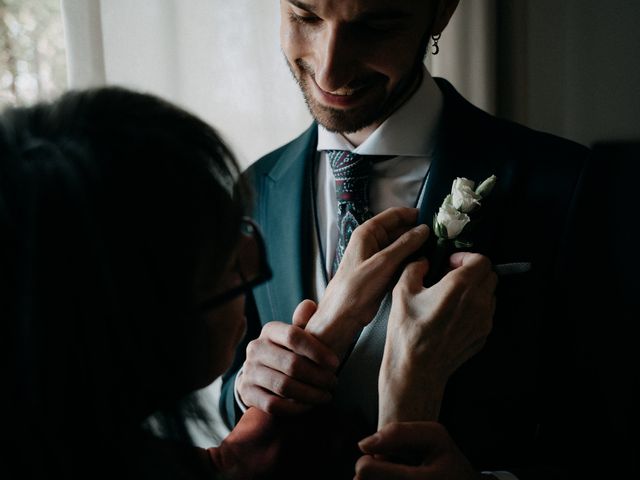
[{"xmin": 317, "ymin": 67, "xmax": 443, "ymax": 157}]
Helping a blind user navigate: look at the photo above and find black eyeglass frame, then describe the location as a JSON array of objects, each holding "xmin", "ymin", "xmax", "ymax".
[{"xmin": 198, "ymin": 217, "xmax": 272, "ymax": 313}]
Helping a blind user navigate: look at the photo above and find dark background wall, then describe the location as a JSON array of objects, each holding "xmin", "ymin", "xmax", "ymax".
[{"xmin": 498, "ymin": 0, "xmax": 640, "ymax": 147}]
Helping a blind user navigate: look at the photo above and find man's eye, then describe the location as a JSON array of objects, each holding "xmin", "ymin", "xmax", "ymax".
[{"xmin": 288, "ymin": 11, "xmax": 320, "ymax": 25}]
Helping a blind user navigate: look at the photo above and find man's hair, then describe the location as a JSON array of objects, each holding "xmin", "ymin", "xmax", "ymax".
[{"xmin": 0, "ymin": 87, "xmax": 244, "ymax": 478}]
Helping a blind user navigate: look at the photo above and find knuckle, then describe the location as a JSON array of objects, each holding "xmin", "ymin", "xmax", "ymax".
[
  {"xmin": 245, "ymin": 340, "xmax": 258, "ymax": 357},
  {"xmin": 270, "ymin": 375, "xmax": 283, "ymax": 393},
  {"xmin": 363, "ymin": 220, "xmax": 386, "ymax": 242},
  {"xmin": 280, "ymin": 382, "xmax": 294, "ymax": 397},
  {"xmin": 241, "ymin": 361, "xmax": 255, "ymax": 379},
  {"xmin": 283, "ymin": 326, "xmax": 299, "ymax": 348},
  {"xmin": 366, "ymin": 253, "xmax": 387, "ymax": 273},
  {"xmin": 261, "ymin": 322, "xmax": 277, "ymax": 337},
  {"xmin": 271, "ymin": 376, "xmax": 290, "ymax": 397},
  {"xmin": 350, "ymin": 224, "xmax": 369, "ymax": 245},
  {"xmin": 351, "ymin": 223, "xmax": 365, "ymax": 239},
  {"xmin": 286, "ymin": 356, "xmax": 304, "ymax": 378},
  {"xmin": 262, "ymin": 396, "xmax": 280, "ymax": 415},
  {"xmin": 369, "ymin": 252, "xmax": 396, "ymax": 275}
]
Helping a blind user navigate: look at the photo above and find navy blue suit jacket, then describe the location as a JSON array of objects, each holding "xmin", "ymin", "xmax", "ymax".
[{"xmin": 221, "ymin": 79, "xmax": 604, "ymax": 479}]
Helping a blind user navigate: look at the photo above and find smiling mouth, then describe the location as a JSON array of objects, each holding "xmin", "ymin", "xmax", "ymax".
[
  {"xmin": 310, "ymin": 77, "xmax": 377, "ymax": 107},
  {"xmin": 318, "ymin": 84, "xmax": 364, "ymax": 97}
]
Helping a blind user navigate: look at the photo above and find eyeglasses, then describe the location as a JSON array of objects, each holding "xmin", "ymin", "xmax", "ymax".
[{"xmin": 198, "ymin": 217, "xmax": 272, "ymax": 312}]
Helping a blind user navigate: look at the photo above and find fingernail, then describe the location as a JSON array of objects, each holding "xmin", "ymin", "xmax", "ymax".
[
  {"xmin": 358, "ymin": 433, "xmax": 379, "ymax": 450},
  {"xmin": 329, "ymin": 355, "xmax": 340, "ymax": 370},
  {"xmin": 414, "ymin": 224, "xmax": 428, "ymax": 233}
]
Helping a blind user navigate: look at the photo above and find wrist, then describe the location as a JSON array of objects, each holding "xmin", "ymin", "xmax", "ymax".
[
  {"xmin": 382, "ymin": 335, "xmax": 449, "ymax": 390},
  {"xmin": 305, "ymin": 302, "xmax": 364, "ymax": 359},
  {"xmin": 378, "ymin": 344, "xmax": 448, "ymax": 426}
]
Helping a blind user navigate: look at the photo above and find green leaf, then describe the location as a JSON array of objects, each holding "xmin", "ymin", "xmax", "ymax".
[
  {"xmin": 454, "ymin": 239, "xmax": 473, "ymax": 249},
  {"xmin": 433, "ymin": 214, "xmax": 446, "ymax": 239}
]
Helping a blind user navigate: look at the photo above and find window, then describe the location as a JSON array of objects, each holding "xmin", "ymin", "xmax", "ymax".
[{"xmin": 0, "ymin": 0, "xmax": 67, "ymax": 109}]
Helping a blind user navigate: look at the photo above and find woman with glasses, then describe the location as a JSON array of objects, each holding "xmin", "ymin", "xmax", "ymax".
[{"xmin": 1, "ymin": 87, "xmax": 429, "ymax": 479}]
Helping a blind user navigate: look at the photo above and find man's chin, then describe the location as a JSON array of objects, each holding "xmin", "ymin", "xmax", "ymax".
[{"xmin": 311, "ymin": 103, "xmax": 384, "ymax": 134}]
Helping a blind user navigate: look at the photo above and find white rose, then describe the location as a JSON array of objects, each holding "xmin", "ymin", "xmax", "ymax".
[
  {"xmin": 435, "ymin": 202, "xmax": 470, "ymax": 239},
  {"xmin": 451, "ymin": 177, "xmax": 481, "ymax": 213}
]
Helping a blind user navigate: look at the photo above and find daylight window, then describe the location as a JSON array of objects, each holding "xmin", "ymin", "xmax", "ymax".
[{"xmin": 0, "ymin": 0, "xmax": 67, "ymax": 109}]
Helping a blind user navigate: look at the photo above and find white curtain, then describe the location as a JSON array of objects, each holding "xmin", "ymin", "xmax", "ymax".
[
  {"xmin": 61, "ymin": 0, "xmax": 312, "ymax": 168},
  {"xmin": 60, "ymin": 0, "xmax": 106, "ymax": 88}
]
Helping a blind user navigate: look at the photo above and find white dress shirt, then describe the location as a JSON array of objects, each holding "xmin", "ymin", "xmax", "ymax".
[{"xmin": 312, "ymin": 68, "xmax": 443, "ymax": 297}]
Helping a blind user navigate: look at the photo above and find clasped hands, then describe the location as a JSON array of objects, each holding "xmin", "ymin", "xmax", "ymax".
[{"xmin": 237, "ymin": 207, "xmax": 497, "ymax": 479}]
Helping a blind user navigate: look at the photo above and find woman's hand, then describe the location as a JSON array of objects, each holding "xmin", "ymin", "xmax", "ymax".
[{"xmin": 356, "ymin": 421, "xmax": 482, "ymax": 480}]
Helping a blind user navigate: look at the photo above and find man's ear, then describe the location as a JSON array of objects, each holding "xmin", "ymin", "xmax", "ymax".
[{"xmin": 432, "ymin": 0, "xmax": 460, "ymax": 35}]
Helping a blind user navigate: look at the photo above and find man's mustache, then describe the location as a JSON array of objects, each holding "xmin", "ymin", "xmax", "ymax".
[{"xmin": 294, "ymin": 58, "xmax": 384, "ymax": 93}]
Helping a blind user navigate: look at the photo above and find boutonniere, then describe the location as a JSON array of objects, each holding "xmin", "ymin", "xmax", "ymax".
[
  {"xmin": 424, "ymin": 174, "xmax": 497, "ymax": 286},
  {"xmin": 433, "ymin": 175, "xmax": 497, "ymax": 248}
]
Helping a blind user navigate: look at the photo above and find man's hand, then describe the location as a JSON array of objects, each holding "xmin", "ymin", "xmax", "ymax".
[
  {"xmin": 306, "ymin": 207, "xmax": 430, "ymax": 359},
  {"xmin": 355, "ymin": 421, "xmax": 482, "ymax": 480},
  {"xmin": 237, "ymin": 300, "xmax": 339, "ymax": 415},
  {"xmin": 379, "ymin": 252, "xmax": 497, "ymax": 425}
]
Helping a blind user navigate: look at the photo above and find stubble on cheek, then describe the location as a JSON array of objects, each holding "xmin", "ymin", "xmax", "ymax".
[{"xmin": 283, "ymin": 54, "xmax": 391, "ymax": 134}]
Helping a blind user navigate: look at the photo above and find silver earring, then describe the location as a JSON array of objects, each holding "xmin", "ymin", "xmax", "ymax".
[{"xmin": 431, "ymin": 33, "xmax": 441, "ymax": 55}]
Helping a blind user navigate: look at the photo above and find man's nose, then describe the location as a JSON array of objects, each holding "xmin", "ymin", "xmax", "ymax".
[{"xmin": 313, "ymin": 24, "xmax": 358, "ymax": 93}]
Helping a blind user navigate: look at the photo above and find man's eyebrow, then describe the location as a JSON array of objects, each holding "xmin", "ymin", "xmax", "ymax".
[
  {"xmin": 286, "ymin": 1, "xmax": 411, "ymax": 21},
  {"xmin": 287, "ymin": 0, "xmax": 317, "ymax": 14}
]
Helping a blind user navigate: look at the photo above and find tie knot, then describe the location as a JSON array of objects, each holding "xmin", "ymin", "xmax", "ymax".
[
  {"xmin": 326, "ymin": 150, "xmax": 373, "ymax": 205},
  {"xmin": 327, "ymin": 150, "xmax": 373, "ymax": 180}
]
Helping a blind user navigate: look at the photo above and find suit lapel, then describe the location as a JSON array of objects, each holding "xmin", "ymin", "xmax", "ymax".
[
  {"xmin": 418, "ymin": 79, "xmax": 511, "ymax": 256},
  {"xmin": 252, "ymin": 125, "xmax": 317, "ymax": 324}
]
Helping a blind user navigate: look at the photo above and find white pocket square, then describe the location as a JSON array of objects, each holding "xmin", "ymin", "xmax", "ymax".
[{"xmin": 493, "ymin": 262, "xmax": 532, "ymax": 276}]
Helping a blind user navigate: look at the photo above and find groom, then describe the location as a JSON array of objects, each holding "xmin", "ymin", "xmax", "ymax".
[{"xmin": 221, "ymin": 1, "xmax": 603, "ymax": 478}]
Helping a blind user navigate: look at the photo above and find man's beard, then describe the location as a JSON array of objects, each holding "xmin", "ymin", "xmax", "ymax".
[{"xmin": 286, "ymin": 57, "xmax": 421, "ymax": 134}]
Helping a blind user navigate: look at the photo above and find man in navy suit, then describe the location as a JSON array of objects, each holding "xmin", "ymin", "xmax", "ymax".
[{"xmin": 221, "ymin": 1, "xmax": 604, "ymax": 478}]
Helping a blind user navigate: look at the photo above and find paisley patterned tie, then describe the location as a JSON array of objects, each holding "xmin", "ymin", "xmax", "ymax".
[{"xmin": 328, "ymin": 150, "xmax": 375, "ymax": 276}]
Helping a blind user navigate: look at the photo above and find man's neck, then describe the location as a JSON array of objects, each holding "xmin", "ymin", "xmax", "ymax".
[{"xmin": 342, "ymin": 69, "xmax": 424, "ymax": 147}]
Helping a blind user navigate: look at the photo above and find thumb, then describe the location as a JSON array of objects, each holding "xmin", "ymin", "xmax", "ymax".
[
  {"xmin": 358, "ymin": 421, "xmax": 444, "ymax": 455},
  {"xmin": 292, "ymin": 299, "xmax": 318, "ymax": 329}
]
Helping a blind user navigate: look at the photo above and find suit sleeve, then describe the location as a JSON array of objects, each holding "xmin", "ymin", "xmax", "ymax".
[{"xmin": 219, "ymin": 291, "xmax": 263, "ymax": 429}]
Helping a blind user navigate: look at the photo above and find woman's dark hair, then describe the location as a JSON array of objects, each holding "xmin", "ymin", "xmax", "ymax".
[{"xmin": 0, "ymin": 87, "xmax": 245, "ymax": 478}]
